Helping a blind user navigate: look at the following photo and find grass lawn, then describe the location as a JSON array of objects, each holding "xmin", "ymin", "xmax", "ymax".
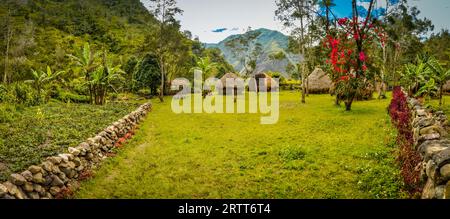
[
  {"xmin": 0, "ymin": 100, "xmax": 141, "ymax": 181},
  {"xmin": 428, "ymin": 95, "xmax": 450, "ymax": 115},
  {"xmin": 75, "ymin": 91, "xmax": 407, "ymax": 199}
]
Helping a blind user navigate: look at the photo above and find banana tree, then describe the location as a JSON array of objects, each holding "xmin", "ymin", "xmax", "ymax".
[
  {"xmin": 26, "ymin": 66, "xmax": 65, "ymax": 96},
  {"xmin": 85, "ymin": 53, "xmax": 124, "ymax": 105},
  {"xmin": 191, "ymin": 57, "xmax": 217, "ymax": 97},
  {"xmin": 67, "ymin": 43, "xmax": 100, "ymax": 103},
  {"xmin": 401, "ymin": 57, "xmax": 430, "ymax": 96},
  {"xmin": 416, "ymin": 78, "xmax": 438, "ymax": 102},
  {"xmin": 427, "ymin": 56, "xmax": 450, "ymax": 107}
]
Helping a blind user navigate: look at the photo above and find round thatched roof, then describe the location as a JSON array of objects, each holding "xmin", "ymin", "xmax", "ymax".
[
  {"xmin": 219, "ymin": 73, "xmax": 240, "ymax": 88},
  {"xmin": 307, "ymin": 68, "xmax": 332, "ymax": 92},
  {"xmin": 443, "ymin": 80, "xmax": 450, "ymax": 92}
]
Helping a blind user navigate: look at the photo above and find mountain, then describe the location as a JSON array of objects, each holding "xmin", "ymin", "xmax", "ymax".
[{"xmin": 205, "ymin": 28, "xmax": 303, "ymax": 78}]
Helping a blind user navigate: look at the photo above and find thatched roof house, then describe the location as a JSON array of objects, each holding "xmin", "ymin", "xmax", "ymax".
[
  {"xmin": 307, "ymin": 68, "xmax": 332, "ymax": 94},
  {"xmin": 443, "ymin": 80, "xmax": 450, "ymax": 92},
  {"xmin": 218, "ymin": 73, "xmax": 242, "ymax": 95},
  {"xmin": 252, "ymin": 73, "xmax": 279, "ymax": 92}
]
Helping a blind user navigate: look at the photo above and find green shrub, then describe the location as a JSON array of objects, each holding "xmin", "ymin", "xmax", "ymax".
[
  {"xmin": 0, "ymin": 104, "xmax": 16, "ymax": 123},
  {"xmin": 0, "ymin": 84, "xmax": 15, "ymax": 103},
  {"xmin": 137, "ymin": 89, "xmax": 151, "ymax": 97},
  {"xmin": 6, "ymin": 83, "xmax": 49, "ymax": 106},
  {"xmin": 68, "ymin": 78, "xmax": 89, "ymax": 96},
  {"xmin": 57, "ymin": 91, "xmax": 90, "ymax": 103}
]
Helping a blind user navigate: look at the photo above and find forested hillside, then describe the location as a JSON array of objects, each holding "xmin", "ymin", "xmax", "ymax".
[{"xmin": 0, "ymin": 0, "xmax": 232, "ymax": 94}]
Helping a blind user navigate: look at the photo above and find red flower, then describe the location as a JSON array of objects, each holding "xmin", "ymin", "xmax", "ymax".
[
  {"xmin": 359, "ymin": 51, "xmax": 366, "ymax": 62},
  {"xmin": 362, "ymin": 64, "xmax": 368, "ymax": 71},
  {"xmin": 340, "ymin": 76, "xmax": 350, "ymax": 81},
  {"xmin": 338, "ymin": 18, "xmax": 348, "ymax": 26}
]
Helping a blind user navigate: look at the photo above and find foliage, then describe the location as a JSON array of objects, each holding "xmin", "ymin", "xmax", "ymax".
[
  {"xmin": 224, "ymin": 28, "xmax": 263, "ymax": 77},
  {"xmin": 388, "ymin": 87, "xmax": 422, "ymax": 195},
  {"xmin": 415, "ymin": 78, "xmax": 437, "ymax": 100},
  {"xmin": 426, "ymin": 56, "xmax": 450, "ymax": 106},
  {"xmin": 0, "ymin": 103, "xmax": 16, "ymax": 123},
  {"xmin": 56, "ymin": 91, "xmax": 90, "ymax": 103},
  {"xmin": 26, "ymin": 66, "xmax": 65, "ymax": 96},
  {"xmin": 400, "ymin": 56, "xmax": 431, "ymax": 96},
  {"xmin": 192, "ymin": 57, "xmax": 218, "ymax": 79},
  {"xmin": 323, "ymin": 5, "xmax": 380, "ymax": 110},
  {"xmin": 134, "ymin": 53, "xmax": 161, "ymax": 96},
  {"xmin": 86, "ymin": 53, "xmax": 125, "ymax": 105},
  {"xmin": 0, "ymin": 101, "xmax": 141, "ymax": 181}
]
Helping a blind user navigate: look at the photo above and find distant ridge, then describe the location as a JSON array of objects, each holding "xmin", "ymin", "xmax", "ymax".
[{"xmin": 205, "ymin": 28, "xmax": 303, "ymax": 78}]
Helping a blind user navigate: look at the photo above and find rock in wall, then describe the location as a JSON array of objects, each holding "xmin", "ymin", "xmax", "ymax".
[{"xmin": 407, "ymin": 98, "xmax": 450, "ymax": 199}]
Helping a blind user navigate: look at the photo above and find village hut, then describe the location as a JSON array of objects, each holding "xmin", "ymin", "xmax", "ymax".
[
  {"xmin": 443, "ymin": 80, "xmax": 450, "ymax": 93},
  {"xmin": 218, "ymin": 73, "xmax": 242, "ymax": 95},
  {"xmin": 251, "ymin": 73, "xmax": 279, "ymax": 92},
  {"xmin": 306, "ymin": 68, "xmax": 332, "ymax": 94}
]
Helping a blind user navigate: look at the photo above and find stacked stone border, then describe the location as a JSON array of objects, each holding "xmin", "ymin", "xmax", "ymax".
[
  {"xmin": 407, "ymin": 98, "xmax": 450, "ymax": 199},
  {"xmin": 0, "ymin": 103, "xmax": 152, "ymax": 199}
]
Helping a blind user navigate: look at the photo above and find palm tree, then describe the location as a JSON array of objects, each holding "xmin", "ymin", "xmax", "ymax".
[
  {"xmin": 427, "ymin": 56, "xmax": 450, "ymax": 107},
  {"xmin": 67, "ymin": 42, "xmax": 100, "ymax": 103},
  {"xmin": 26, "ymin": 66, "xmax": 65, "ymax": 96}
]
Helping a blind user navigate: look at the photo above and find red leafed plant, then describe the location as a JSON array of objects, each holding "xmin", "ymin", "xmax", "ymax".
[{"xmin": 388, "ymin": 87, "xmax": 422, "ymax": 195}]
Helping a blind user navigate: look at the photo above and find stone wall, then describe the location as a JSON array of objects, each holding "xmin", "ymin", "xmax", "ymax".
[
  {"xmin": 407, "ymin": 98, "xmax": 450, "ymax": 199},
  {"xmin": 0, "ymin": 103, "xmax": 152, "ymax": 199}
]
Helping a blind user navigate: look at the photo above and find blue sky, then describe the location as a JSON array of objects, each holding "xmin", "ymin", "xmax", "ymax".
[{"xmin": 170, "ymin": 0, "xmax": 450, "ymax": 43}]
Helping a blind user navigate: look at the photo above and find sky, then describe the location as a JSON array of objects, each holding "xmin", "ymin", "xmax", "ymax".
[{"xmin": 169, "ymin": 0, "xmax": 450, "ymax": 44}]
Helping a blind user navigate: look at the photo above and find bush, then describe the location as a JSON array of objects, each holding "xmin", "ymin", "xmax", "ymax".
[
  {"xmin": 0, "ymin": 104, "xmax": 16, "ymax": 123},
  {"xmin": 388, "ymin": 86, "xmax": 422, "ymax": 195},
  {"xmin": 0, "ymin": 84, "xmax": 15, "ymax": 103},
  {"xmin": 0, "ymin": 83, "xmax": 46, "ymax": 106},
  {"xmin": 57, "ymin": 91, "xmax": 90, "ymax": 103}
]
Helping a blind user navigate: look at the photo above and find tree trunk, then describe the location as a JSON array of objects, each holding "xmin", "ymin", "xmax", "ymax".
[
  {"xmin": 345, "ymin": 101, "xmax": 352, "ymax": 111},
  {"xmin": 439, "ymin": 85, "xmax": 443, "ymax": 108},
  {"xmin": 335, "ymin": 95, "xmax": 340, "ymax": 106},
  {"xmin": 158, "ymin": 3, "xmax": 166, "ymax": 103},
  {"xmin": 378, "ymin": 45, "xmax": 387, "ymax": 99},
  {"xmin": 159, "ymin": 57, "xmax": 165, "ymax": 102},
  {"xmin": 299, "ymin": 1, "xmax": 306, "ymax": 104},
  {"xmin": 3, "ymin": 11, "xmax": 12, "ymax": 84}
]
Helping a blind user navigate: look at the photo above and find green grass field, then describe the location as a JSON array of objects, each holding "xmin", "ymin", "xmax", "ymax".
[{"xmin": 75, "ymin": 91, "xmax": 407, "ymax": 199}]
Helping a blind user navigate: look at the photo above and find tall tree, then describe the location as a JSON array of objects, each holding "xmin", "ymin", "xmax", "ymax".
[
  {"xmin": 276, "ymin": 0, "xmax": 316, "ymax": 103},
  {"xmin": 146, "ymin": 0, "xmax": 183, "ymax": 102},
  {"xmin": 2, "ymin": 8, "xmax": 13, "ymax": 84},
  {"xmin": 224, "ymin": 27, "xmax": 262, "ymax": 77},
  {"xmin": 384, "ymin": 0, "xmax": 434, "ymax": 84}
]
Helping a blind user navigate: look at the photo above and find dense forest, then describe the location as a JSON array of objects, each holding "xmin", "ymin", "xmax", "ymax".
[{"xmin": 0, "ymin": 0, "xmax": 233, "ymax": 105}]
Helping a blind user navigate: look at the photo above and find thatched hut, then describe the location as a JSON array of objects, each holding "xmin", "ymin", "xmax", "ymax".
[
  {"xmin": 251, "ymin": 73, "xmax": 279, "ymax": 92},
  {"xmin": 443, "ymin": 80, "xmax": 450, "ymax": 92},
  {"xmin": 307, "ymin": 68, "xmax": 332, "ymax": 94},
  {"xmin": 218, "ymin": 73, "xmax": 242, "ymax": 95}
]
